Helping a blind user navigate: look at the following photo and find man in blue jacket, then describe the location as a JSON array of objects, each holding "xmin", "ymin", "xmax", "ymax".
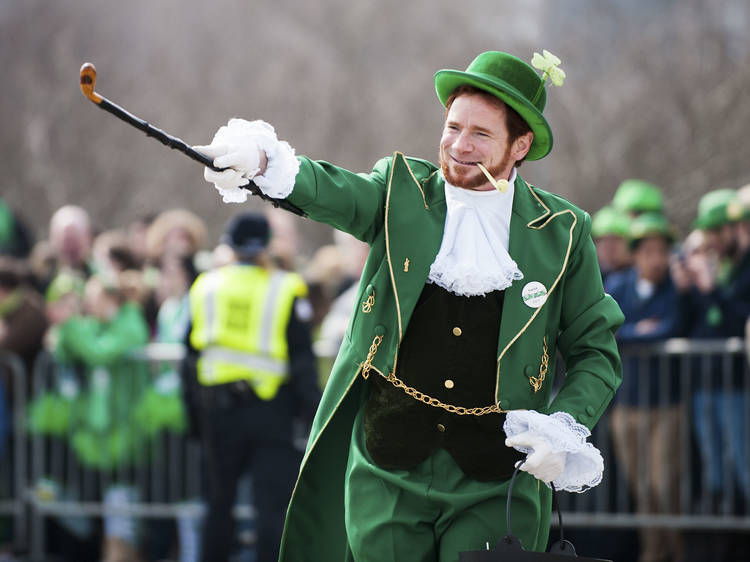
[{"xmin": 607, "ymin": 212, "xmax": 682, "ymax": 562}]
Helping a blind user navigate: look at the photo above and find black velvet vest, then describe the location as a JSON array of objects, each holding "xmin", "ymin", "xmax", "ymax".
[{"xmin": 363, "ymin": 283, "xmax": 523, "ymax": 481}]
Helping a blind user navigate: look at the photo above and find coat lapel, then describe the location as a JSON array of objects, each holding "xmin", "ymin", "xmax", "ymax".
[
  {"xmin": 497, "ymin": 176, "xmax": 577, "ymax": 364},
  {"xmin": 384, "ymin": 153, "xmax": 446, "ymax": 341}
]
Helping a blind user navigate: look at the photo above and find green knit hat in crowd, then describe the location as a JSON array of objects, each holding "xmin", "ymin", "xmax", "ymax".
[
  {"xmin": 693, "ymin": 188, "xmax": 750, "ymax": 230},
  {"xmin": 612, "ymin": 179, "xmax": 664, "ymax": 214},
  {"xmin": 591, "ymin": 206, "xmax": 631, "ymax": 239},
  {"xmin": 628, "ymin": 212, "xmax": 676, "ymax": 249},
  {"xmin": 434, "ymin": 50, "xmax": 562, "ymax": 160}
]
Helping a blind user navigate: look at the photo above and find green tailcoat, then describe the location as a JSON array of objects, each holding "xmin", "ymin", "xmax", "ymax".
[{"xmin": 279, "ymin": 153, "xmax": 623, "ymax": 560}]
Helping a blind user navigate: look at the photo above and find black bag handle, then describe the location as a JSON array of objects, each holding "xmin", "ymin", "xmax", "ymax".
[{"xmin": 506, "ymin": 462, "xmax": 576, "ymax": 555}]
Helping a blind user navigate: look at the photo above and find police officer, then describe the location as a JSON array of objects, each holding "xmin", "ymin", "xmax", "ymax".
[{"xmin": 182, "ymin": 212, "xmax": 320, "ymax": 562}]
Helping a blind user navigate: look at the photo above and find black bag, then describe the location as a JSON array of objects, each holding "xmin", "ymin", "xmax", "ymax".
[{"xmin": 459, "ymin": 464, "xmax": 612, "ymax": 561}]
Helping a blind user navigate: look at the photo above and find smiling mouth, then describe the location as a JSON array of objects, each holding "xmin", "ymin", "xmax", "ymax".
[{"xmin": 451, "ymin": 156, "xmax": 480, "ymax": 166}]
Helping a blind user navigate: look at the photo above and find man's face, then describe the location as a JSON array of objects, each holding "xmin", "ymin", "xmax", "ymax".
[
  {"xmin": 595, "ymin": 235, "xmax": 631, "ymax": 273},
  {"xmin": 633, "ymin": 236, "xmax": 670, "ymax": 284},
  {"xmin": 439, "ymin": 93, "xmax": 523, "ymax": 191},
  {"xmin": 704, "ymin": 224, "xmax": 736, "ymax": 259}
]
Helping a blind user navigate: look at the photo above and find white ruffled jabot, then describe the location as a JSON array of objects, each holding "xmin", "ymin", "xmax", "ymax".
[
  {"xmin": 504, "ymin": 410, "xmax": 605, "ymax": 493},
  {"xmin": 428, "ymin": 172, "xmax": 523, "ymax": 296}
]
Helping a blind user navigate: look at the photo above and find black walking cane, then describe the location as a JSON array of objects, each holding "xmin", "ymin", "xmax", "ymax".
[{"xmin": 79, "ymin": 63, "xmax": 305, "ymax": 217}]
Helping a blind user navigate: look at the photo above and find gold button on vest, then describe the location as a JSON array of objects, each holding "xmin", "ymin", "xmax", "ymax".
[
  {"xmin": 436, "ymin": 423, "xmax": 446, "ymax": 432},
  {"xmin": 452, "ymin": 327, "xmax": 462, "ymax": 336},
  {"xmin": 444, "ymin": 379, "xmax": 455, "ymax": 389}
]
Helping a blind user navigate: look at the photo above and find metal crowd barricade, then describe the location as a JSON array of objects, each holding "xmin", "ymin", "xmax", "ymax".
[
  {"xmin": 558, "ymin": 337, "xmax": 750, "ymax": 531},
  {"xmin": 20, "ymin": 337, "xmax": 750, "ymax": 557},
  {"xmin": 26, "ymin": 344, "xmax": 240, "ymax": 560},
  {"xmin": 0, "ymin": 352, "xmax": 28, "ymax": 551}
]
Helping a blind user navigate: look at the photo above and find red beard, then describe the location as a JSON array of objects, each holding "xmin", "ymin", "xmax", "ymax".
[{"xmin": 439, "ymin": 145, "xmax": 513, "ymax": 190}]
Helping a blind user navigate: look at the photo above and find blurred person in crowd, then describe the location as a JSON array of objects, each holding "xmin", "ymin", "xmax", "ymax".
[
  {"xmin": 25, "ymin": 271, "xmax": 95, "ymax": 561},
  {"xmin": 127, "ymin": 214, "xmax": 157, "ymax": 270},
  {"xmin": 591, "ymin": 205, "xmax": 632, "ymax": 287},
  {"xmin": 672, "ymin": 189, "xmax": 750, "ymax": 516},
  {"xmin": 607, "ymin": 213, "xmax": 683, "ymax": 562},
  {"xmin": 332, "ymin": 229, "xmax": 371, "ymax": 295},
  {"xmin": 93, "ymin": 227, "xmax": 158, "ymax": 330},
  {"xmin": 91, "ymin": 229, "xmax": 140, "ymax": 276},
  {"xmin": 197, "ymin": 50, "xmax": 623, "ymax": 561},
  {"xmin": 0, "ymin": 198, "xmax": 33, "ymax": 258},
  {"xmin": 0, "ymin": 257, "xmax": 47, "ymax": 376},
  {"xmin": 28, "ymin": 239, "xmax": 57, "ymax": 293},
  {"xmin": 182, "ymin": 212, "xmax": 320, "ymax": 562},
  {"xmin": 611, "ymin": 179, "xmax": 664, "ymax": 218},
  {"xmin": 316, "ymin": 232, "xmax": 370, "ymax": 372},
  {"xmin": 208, "ymin": 242, "xmax": 236, "ymax": 270},
  {"xmin": 674, "ymin": 189, "xmax": 750, "ymax": 337},
  {"xmin": 303, "ymin": 243, "xmax": 349, "ymax": 328},
  {"xmin": 132, "ymin": 253, "xmax": 199, "ymax": 562},
  {"xmin": 48, "ymin": 205, "xmax": 94, "ymax": 278},
  {"xmin": 155, "ymin": 253, "xmax": 197, "ymax": 344},
  {"xmin": 146, "ymin": 209, "xmax": 207, "ymax": 263},
  {"xmin": 266, "ymin": 207, "xmax": 301, "ymax": 271},
  {"xmin": 50, "ymin": 273, "xmax": 151, "ymax": 562}
]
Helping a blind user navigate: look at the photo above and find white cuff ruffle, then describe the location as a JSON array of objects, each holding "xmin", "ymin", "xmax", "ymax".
[
  {"xmin": 504, "ymin": 410, "xmax": 604, "ymax": 493},
  {"xmin": 211, "ymin": 119, "xmax": 299, "ymax": 202},
  {"xmin": 253, "ymin": 136, "xmax": 300, "ymax": 199}
]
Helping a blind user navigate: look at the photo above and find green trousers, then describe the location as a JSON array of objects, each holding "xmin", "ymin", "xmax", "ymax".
[{"xmin": 344, "ymin": 408, "xmax": 552, "ymax": 562}]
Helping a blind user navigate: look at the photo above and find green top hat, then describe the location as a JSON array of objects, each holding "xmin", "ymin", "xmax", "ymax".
[
  {"xmin": 434, "ymin": 51, "xmax": 553, "ymax": 161},
  {"xmin": 693, "ymin": 188, "xmax": 750, "ymax": 230},
  {"xmin": 591, "ymin": 206, "xmax": 631, "ymax": 239},
  {"xmin": 628, "ymin": 212, "xmax": 676, "ymax": 248},
  {"xmin": 612, "ymin": 179, "xmax": 664, "ymax": 214}
]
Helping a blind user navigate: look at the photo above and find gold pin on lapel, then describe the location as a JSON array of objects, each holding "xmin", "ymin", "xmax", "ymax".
[{"xmin": 404, "ymin": 258, "xmax": 410, "ymax": 272}]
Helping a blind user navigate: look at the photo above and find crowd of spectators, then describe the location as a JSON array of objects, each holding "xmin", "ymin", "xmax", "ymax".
[
  {"xmin": 0, "ymin": 198, "xmax": 367, "ymax": 561},
  {"xmin": 592, "ymin": 179, "xmax": 750, "ymax": 562}
]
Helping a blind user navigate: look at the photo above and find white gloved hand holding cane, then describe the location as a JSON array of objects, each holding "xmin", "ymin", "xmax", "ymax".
[
  {"xmin": 195, "ymin": 118, "xmax": 299, "ymax": 203},
  {"xmin": 503, "ymin": 410, "xmax": 604, "ymax": 492}
]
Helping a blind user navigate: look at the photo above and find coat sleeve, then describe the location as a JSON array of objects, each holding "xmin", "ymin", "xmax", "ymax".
[
  {"xmin": 286, "ymin": 156, "xmax": 391, "ymax": 244},
  {"xmin": 548, "ymin": 212, "xmax": 624, "ymax": 429}
]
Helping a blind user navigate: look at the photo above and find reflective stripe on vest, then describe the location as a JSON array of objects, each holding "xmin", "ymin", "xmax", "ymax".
[
  {"xmin": 198, "ymin": 347, "xmax": 288, "ymax": 399},
  {"xmin": 189, "ymin": 265, "xmax": 307, "ymax": 400}
]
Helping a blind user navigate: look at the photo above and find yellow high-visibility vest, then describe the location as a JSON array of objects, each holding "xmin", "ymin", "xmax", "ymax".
[{"xmin": 189, "ymin": 264, "xmax": 307, "ymax": 400}]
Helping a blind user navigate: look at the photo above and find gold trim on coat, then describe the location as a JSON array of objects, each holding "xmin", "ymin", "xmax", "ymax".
[{"xmin": 493, "ymin": 179, "xmax": 579, "ymax": 404}]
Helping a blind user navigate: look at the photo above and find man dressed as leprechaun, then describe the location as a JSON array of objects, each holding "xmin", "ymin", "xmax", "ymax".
[{"xmin": 196, "ymin": 50, "xmax": 623, "ymax": 561}]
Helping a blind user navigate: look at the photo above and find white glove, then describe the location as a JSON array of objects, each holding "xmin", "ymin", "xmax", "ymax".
[
  {"xmin": 503, "ymin": 410, "xmax": 604, "ymax": 493},
  {"xmin": 196, "ymin": 118, "xmax": 299, "ymax": 203},
  {"xmin": 505, "ymin": 432, "xmax": 567, "ymax": 484},
  {"xmin": 195, "ymin": 144, "xmax": 253, "ymax": 202}
]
